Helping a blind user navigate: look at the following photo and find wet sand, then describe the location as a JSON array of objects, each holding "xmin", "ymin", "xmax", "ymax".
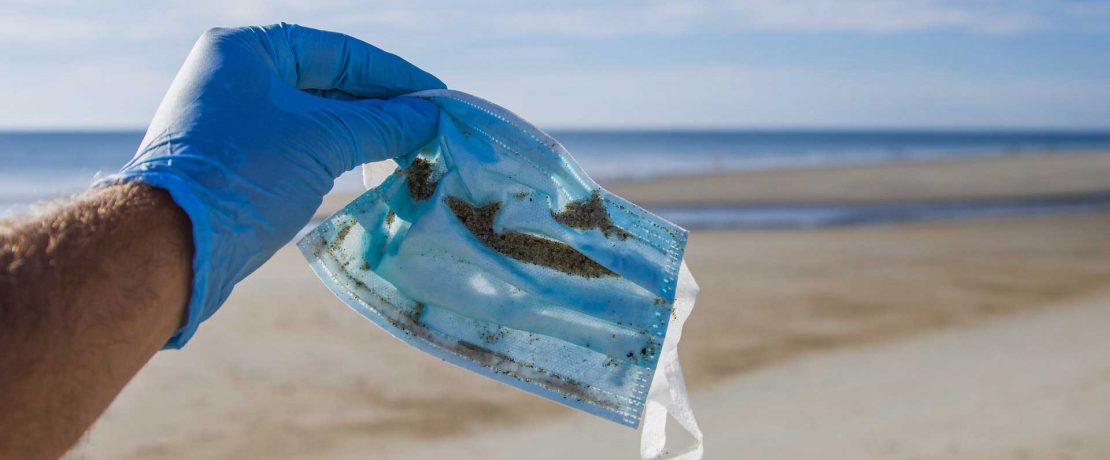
[
  {"xmin": 74, "ymin": 153, "xmax": 1110, "ymax": 459},
  {"xmin": 606, "ymin": 151, "xmax": 1110, "ymax": 206}
]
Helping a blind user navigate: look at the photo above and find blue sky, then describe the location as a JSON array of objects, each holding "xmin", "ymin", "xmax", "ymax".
[{"xmin": 1, "ymin": 0, "xmax": 1108, "ymax": 129}]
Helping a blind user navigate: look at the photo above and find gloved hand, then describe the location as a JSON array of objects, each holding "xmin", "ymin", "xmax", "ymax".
[{"xmin": 97, "ymin": 23, "xmax": 445, "ymax": 348}]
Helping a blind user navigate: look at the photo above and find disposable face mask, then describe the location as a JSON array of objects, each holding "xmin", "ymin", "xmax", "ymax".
[{"xmin": 300, "ymin": 90, "xmax": 703, "ymax": 459}]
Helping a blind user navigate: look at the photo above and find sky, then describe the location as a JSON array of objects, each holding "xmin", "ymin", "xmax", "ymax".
[{"xmin": 1, "ymin": 0, "xmax": 1109, "ymax": 130}]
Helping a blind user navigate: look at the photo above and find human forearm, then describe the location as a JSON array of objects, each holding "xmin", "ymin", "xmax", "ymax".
[{"xmin": 0, "ymin": 183, "xmax": 191, "ymax": 459}]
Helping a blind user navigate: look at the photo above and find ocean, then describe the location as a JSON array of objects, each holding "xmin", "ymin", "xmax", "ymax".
[{"xmin": 3, "ymin": 129, "xmax": 1110, "ymax": 227}]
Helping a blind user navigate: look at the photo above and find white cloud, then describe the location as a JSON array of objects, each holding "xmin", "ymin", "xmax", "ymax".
[
  {"xmin": 726, "ymin": 0, "xmax": 1048, "ymax": 35},
  {"xmin": 494, "ymin": 3, "xmax": 710, "ymax": 38}
]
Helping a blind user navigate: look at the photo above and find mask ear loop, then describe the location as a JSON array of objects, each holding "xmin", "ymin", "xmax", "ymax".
[{"xmin": 641, "ymin": 261, "xmax": 704, "ymax": 460}]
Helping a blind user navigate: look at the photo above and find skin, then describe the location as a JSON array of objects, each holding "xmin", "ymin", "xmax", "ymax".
[{"xmin": 0, "ymin": 183, "xmax": 191, "ymax": 459}]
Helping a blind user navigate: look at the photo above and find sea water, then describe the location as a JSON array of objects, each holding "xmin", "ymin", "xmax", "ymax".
[{"xmin": 3, "ymin": 129, "xmax": 1110, "ymax": 227}]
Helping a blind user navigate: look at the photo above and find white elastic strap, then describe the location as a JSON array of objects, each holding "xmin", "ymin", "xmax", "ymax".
[{"xmin": 641, "ymin": 261, "xmax": 704, "ymax": 460}]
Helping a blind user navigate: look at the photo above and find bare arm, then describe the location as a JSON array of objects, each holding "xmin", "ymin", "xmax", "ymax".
[{"xmin": 0, "ymin": 183, "xmax": 191, "ymax": 459}]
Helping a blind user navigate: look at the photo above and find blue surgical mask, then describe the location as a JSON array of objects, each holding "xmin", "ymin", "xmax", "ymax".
[{"xmin": 300, "ymin": 90, "xmax": 702, "ymax": 457}]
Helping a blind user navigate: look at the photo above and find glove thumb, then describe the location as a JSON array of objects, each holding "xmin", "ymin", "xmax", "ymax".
[{"xmin": 318, "ymin": 96, "xmax": 440, "ymax": 172}]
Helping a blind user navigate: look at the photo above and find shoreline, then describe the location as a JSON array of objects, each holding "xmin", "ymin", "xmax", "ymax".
[
  {"xmin": 595, "ymin": 148, "xmax": 1110, "ymax": 183},
  {"xmin": 648, "ymin": 191, "xmax": 1110, "ymax": 229},
  {"xmin": 604, "ymin": 150, "xmax": 1110, "ymax": 206},
  {"xmin": 312, "ymin": 151, "xmax": 1110, "ymax": 231},
  {"xmin": 305, "ymin": 192, "xmax": 1110, "ymax": 236},
  {"xmin": 315, "ymin": 151, "xmax": 1110, "ymax": 221}
]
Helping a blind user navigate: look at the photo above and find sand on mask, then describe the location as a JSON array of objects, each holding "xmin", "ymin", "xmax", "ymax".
[
  {"xmin": 405, "ymin": 157, "xmax": 438, "ymax": 201},
  {"xmin": 444, "ymin": 196, "xmax": 616, "ymax": 278},
  {"xmin": 551, "ymin": 191, "xmax": 631, "ymax": 241}
]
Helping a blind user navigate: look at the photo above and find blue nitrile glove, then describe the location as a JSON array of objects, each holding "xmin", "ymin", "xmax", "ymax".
[{"xmin": 96, "ymin": 23, "xmax": 445, "ymax": 348}]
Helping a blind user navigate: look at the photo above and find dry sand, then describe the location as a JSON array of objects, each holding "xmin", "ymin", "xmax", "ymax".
[
  {"xmin": 73, "ymin": 154, "xmax": 1110, "ymax": 459},
  {"xmin": 380, "ymin": 290, "xmax": 1110, "ymax": 459}
]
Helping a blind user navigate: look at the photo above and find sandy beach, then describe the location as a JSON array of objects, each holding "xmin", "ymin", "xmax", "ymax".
[{"xmin": 73, "ymin": 153, "xmax": 1110, "ymax": 459}]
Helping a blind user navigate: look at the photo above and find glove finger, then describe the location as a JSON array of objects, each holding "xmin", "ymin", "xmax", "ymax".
[
  {"xmin": 265, "ymin": 23, "xmax": 445, "ymax": 98},
  {"xmin": 321, "ymin": 96, "xmax": 440, "ymax": 170}
]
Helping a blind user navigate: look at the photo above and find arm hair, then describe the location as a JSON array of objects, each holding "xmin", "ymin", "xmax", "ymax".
[{"xmin": 0, "ymin": 183, "xmax": 191, "ymax": 459}]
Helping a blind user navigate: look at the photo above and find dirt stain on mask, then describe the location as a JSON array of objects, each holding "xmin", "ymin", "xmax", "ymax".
[
  {"xmin": 551, "ymin": 191, "xmax": 630, "ymax": 240},
  {"xmin": 406, "ymin": 157, "xmax": 439, "ymax": 200},
  {"xmin": 445, "ymin": 196, "xmax": 616, "ymax": 278}
]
